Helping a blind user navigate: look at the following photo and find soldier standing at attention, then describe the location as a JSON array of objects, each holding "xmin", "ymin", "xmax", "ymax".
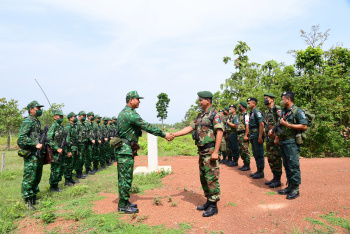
[
  {"xmin": 76, "ymin": 111, "xmax": 88, "ymax": 179},
  {"xmin": 237, "ymin": 101, "xmax": 251, "ymax": 171},
  {"xmin": 101, "ymin": 117, "xmax": 111, "ymax": 167},
  {"xmin": 247, "ymin": 98, "xmax": 265, "ymax": 179},
  {"xmin": 277, "ymin": 91, "xmax": 307, "ymax": 200},
  {"xmin": 263, "ymin": 93, "xmax": 283, "ymax": 188},
  {"xmin": 110, "ymin": 116, "xmax": 118, "ymax": 162},
  {"xmin": 85, "ymin": 112, "xmax": 96, "ymax": 175},
  {"xmin": 114, "ymin": 91, "xmax": 173, "ymax": 214},
  {"xmin": 17, "ymin": 101, "xmax": 45, "ymax": 209},
  {"xmin": 223, "ymin": 107, "xmax": 234, "ymax": 166},
  {"xmin": 173, "ymin": 91, "xmax": 223, "ymax": 217},
  {"xmin": 64, "ymin": 112, "xmax": 80, "ymax": 186},
  {"xmin": 92, "ymin": 115, "xmax": 102, "ymax": 172},
  {"xmin": 218, "ymin": 110, "xmax": 227, "ymax": 164},
  {"xmin": 226, "ymin": 105, "xmax": 239, "ymax": 167},
  {"xmin": 47, "ymin": 110, "xmax": 66, "ymax": 192}
]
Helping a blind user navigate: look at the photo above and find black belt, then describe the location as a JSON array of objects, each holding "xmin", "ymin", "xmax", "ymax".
[
  {"xmin": 237, "ymin": 130, "xmax": 245, "ymax": 135},
  {"xmin": 198, "ymin": 142, "xmax": 215, "ymax": 151}
]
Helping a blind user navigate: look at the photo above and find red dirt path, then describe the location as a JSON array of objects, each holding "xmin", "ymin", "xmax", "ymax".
[{"xmin": 93, "ymin": 156, "xmax": 350, "ymax": 233}]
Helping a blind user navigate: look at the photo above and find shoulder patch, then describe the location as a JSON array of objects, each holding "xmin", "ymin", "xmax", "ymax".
[
  {"xmin": 257, "ymin": 112, "xmax": 262, "ymax": 118},
  {"xmin": 277, "ymin": 110, "xmax": 282, "ymax": 117},
  {"xmin": 301, "ymin": 112, "xmax": 306, "ymax": 119},
  {"xmin": 214, "ymin": 117, "xmax": 221, "ymax": 123}
]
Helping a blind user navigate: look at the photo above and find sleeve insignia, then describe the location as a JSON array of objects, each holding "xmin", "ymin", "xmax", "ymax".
[
  {"xmin": 301, "ymin": 112, "xmax": 306, "ymax": 119},
  {"xmin": 257, "ymin": 112, "xmax": 262, "ymax": 118},
  {"xmin": 277, "ymin": 110, "xmax": 282, "ymax": 117}
]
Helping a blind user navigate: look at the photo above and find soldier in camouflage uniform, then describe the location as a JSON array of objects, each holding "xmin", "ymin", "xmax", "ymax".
[
  {"xmin": 106, "ymin": 117, "xmax": 114, "ymax": 165},
  {"xmin": 223, "ymin": 107, "xmax": 234, "ymax": 166},
  {"xmin": 92, "ymin": 115, "xmax": 102, "ymax": 172},
  {"xmin": 226, "ymin": 105, "xmax": 239, "ymax": 167},
  {"xmin": 112, "ymin": 91, "xmax": 173, "ymax": 214},
  {"xmin": 218, "ymin": 110, "xmax": 227, "ymax": 164},
  {"xmin": 100, "ymin": 117, "xmax": 110, "ymax": 168},
  {"xmin": 47, "ymin": 110, "xmax": 66, "ymax": 192},
  {"xmin": 263, "ymin": 93, "xmax": 283, "ymax": 188},
  {"xmin": 110, "ymin": 116, "xmax": 118, "ymax": 162},
  {"xmin": 85, "ymin": 112, "xmax": 96, "ymax": 175},
  {"xmin": 237, "ymin": 101, "xmax": 251, "ymax": 171},
  {"xmin": 76, "ymin": 111, "xmax": 88, "ymax": 179},
  {"xmin": 17, "ymin": 100, "xmax": 45, "ymax": 209},
  {"xmin": 173, "ymin": 91, "xmax": 223, "ymax": 218},
  {"xmin": 64, "ymin": 112, "xmax": 80, "ymax": 186}
]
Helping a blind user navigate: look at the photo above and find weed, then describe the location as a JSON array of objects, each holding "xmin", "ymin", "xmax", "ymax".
[
  {"xmin": 319, "ymin": 211, "xmax": 350, "ymax": 230},
  {"xmin": 168, "ymin": 195, "xmax": 172, "ymax": 202},
  {"xmin": 40, "ymin": 207, "xmax": 57, "ymax": 224},
  {"xmin": 70, "ymin": 184, "xmax": 88, "ymax": 196},
  {"xmin": 184, "ymin": 187, "xmax": 188, "ymax": 191},
  {"xmin": 130, "ymin": 184, "xmax": 140, "ymax": 194},
  {"xmin": 153, "ymin": 196, "xmax": 162, "ymax": 206},
  {"xmin": 179, "ymin": 222, "xmax": 192, "ymax": 230},
  {"xmin": 224, "ymin": 202, "xmax": 238, "ymax": 207},
  {"xmin": 260, "ymin": 201, "xmax": 265, "ymax": 204},
  {"xmin": 171, "ymin": 202, "xmax": 178, "ymax": 207},
  {"xmin": 266, "ymin": 191, "xmax": 277, "ymax": 196},
  {"xmin": 137, "ymin": 215, "xmax": 149, "ymax": 223},
  {"xmin": 66, "ymin": 207, "xmax": 93, "ymax": 221},
  {"xmin": 130, "ymin": 213, "xmax": 138, "ymax": 221}
]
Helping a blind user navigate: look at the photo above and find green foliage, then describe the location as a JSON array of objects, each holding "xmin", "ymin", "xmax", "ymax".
[
  {"xmin": 66, "ymin": 207, "xmax": 93, "ymax": 221},
  {"xmin": 156, "ymin": 93, "xmax": 170, "ymax": 129},
  {"xmin": 153, "ymin": 196, "xmax": 162, "ymax": 206},
  {"xmin": 224, "ymin": 202, "xmax": 238, "ymax": 207},
  {"xmin": 319, "ymin": 212, "xmax": 350, "ymax": 230},
  {"xmin": 266, "ymin": 191, "xmax": 277, "ymax": 196},
  {"xmin": 39, "ymin": 200, "xmax": 57, "ymax": 224},
  {"xmin": 178, "ymin": 222, "xmax": 192, "ymax": 230},
  {"xmin": 40, "ymin": 103, "xmax": 68, "ymax": 128}
]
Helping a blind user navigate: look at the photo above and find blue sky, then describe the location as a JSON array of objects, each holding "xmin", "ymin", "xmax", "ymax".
[{"xmin": 1, "ymin": 0, "xmax": 350, "ymax": 124}]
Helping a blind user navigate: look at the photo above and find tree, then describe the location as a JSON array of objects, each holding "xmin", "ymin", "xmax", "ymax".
[
  {"xmin": 0, "ymin": 98, "xmax": 24, "ymax": 150},
  {"xmin": 40, "ymin": 103, "xmax": 67, "ymax": 127},
  {"xmin": 156, "ymin": 93, "xmax": 170, "ymax": 130}
]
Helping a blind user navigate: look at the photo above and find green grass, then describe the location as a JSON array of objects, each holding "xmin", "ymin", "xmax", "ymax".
[
  {"xmin": 265, "ymin": 191, "xmax": 277, "ymax": 196},
  {"xmin": 224, "ymin": 202, "xmax": 238, "ymax": 207}
]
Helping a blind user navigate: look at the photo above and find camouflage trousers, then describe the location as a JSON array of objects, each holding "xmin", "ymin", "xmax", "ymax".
[
  {"xmin": 110, "ymin": 147, "xmax": 116, "ymax": 161},
  {"xmin": 238, "ymin": 134, "xmax": 250, "ymax": 165},
  {"xmin": 266, "ymin": 138, "xmax": 282, "ymax": 175},
  {"xmin": 85, "ymin": 144, "xmax": 93, "ymax": 171},
  {"xmin": 49, "ymin": 153, "xmax": 64, "ymax": 186},
  {"xmin": 116, "ymin": 154, "xmax": 134, "ymax": 207},
  {"xmin": 76, "ymin": 144, "xmax": 85, "ymax": 173},
  {"xmin": 99, "ymin": 143, "xmax": 108, "ymax": 166},
  {"xmin": 228, "ymin": 133, "xmax": 239, "ymax": 162},
  {"xmin": 92, "ymin": 145, "xmax": 100, "ymax": 168},
  {"xmin": 198, "ymin": 148, "xmax": 220, "ymax": 202},
  {"xmin": 64, "ymin": 150, "xmax": 77, "ymax": 180},
  {"xmin": 22, "ymin": 154, "xmax": 43, "ymax": 199}
]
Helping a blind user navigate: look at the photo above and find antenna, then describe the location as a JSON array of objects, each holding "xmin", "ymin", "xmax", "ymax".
[{"xmin": 35, "ymin": 79, "xmax": 52, "ymax": 109}]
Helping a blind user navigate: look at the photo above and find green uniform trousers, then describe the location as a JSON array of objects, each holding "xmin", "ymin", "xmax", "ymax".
[
  {"xmin": 266, "ymin": 137, "xmax": 282, "ymax": 175},
  {"xmin": 238, "ymin": 134, "xmax": 250, "ymax": 165},
  {"xmin": 49, "ymin": 153, "xmax": 64, "ymax": 186},
  {"xmin": 280, "ymin": 140, "xmax": 301, "ymax": 185},
  {"xmin": 100, "ymin": 143, "xmax": 108, "ymax": 166},
  {"xmin": 76, "ymin": 144, "xmax": 85, "ymax": 173},
  {"xmin": 92, "ymin": 144, "xmax": 100, "ymax": 168},
  {"xmin": 250, "ymin": 138, "xmax": 265, "ymax": 170},
  {"xmin": 117, "ymin": 154, "xmax": 134, "ymax": 206},
  {"xmin": 85, "ymin": 144, "xmax": 93, "ymax": 171},
  {"xmin": 64, "ymin": 151, "xmax": 77, "ymax": 180},
  {"xmin": 228, "ymin": 133, "xmax": 239, "ymax": 162},
  {"xmin": 198, "ymin": 148, "xmax": 220, "ymax": 202},
  {"xmin": 22, "ymin": 154, "xmax": 43, "ymax": 199}
]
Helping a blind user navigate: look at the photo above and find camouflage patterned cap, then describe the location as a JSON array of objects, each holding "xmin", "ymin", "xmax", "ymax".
[
  {"xmin": 87, "ymin": 111, "xmax": 94, "ymax": 117},
  {"xmin": 102, "ymin": 117, "xmax": 109, "ymax": 121},
  {"xmin": 239, "ymin": 101, "xmax": 248, "ymax": 108},
  {"xmin": 95, "ymin": 114, "xmax": 101, "ymax": 119},
  {"xmin": 53, "ymin": 109, "xmax": 64, "ymax": 116},
  {"xmin": 112, "ymin": 116, "xmax": 117, "ymax": 120},
  {"xmin": 67, "ymin": 112, "xmax": 77, "ymax": 119},
  {"xmin": 78, "ymin": 111, "xmax": 86, "ymax": 116},
  {"xmin": 197, "ymin": 91, "xmax": 213, "ymax": 98},
  {"xmin": 126, "ymin": 91, "xmax": 144, "ymax": 101},
  {"xmin": 27, "ymin": 100, "xmax": 44, "ymax": 110}
]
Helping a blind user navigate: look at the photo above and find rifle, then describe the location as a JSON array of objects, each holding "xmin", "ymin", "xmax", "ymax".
[
  {"xmin": 57, "ymin": 131, "xmax": 68, "ymax": 162},
  {"xmin": 271, "ymin": 110, "xmax": 293, "ymax": 135},
  {"xmin": 35, "ymin": 126, "xmax": 49, "ymax": 159}
]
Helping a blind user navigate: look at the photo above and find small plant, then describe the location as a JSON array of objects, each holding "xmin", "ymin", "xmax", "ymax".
[
  {"xmin": 70, "ymin": 185, "xmax": 88, "ymax": 196},
  {"xmin": 40, "ymin": 207, "xmax": 57, "ymax": 224},
  {"xmin": 130, "ymin": 213, "xmax": 138, "ymax": 221},
  {"xmin": 130, "ymin": 184, "xmax": 140, "ymax": 194},
  {"xmin": 171, "ymin": 202, "xmax": 177, "ymax": 207},
  {"xmin": 224, "ymin": 202, "xmax": 237, "ymax": 207},
  {"xmin": 167, "ymin": 196, "xmax": 172, "ymax": 202},
  {"xmin": 153, "ymin": 196, "xmax": 162, "ymax": 206},
  {"xmin": 179, "ymin": 222, "xmax": 192, "ymax": 230},
  {"xmin": 137, "ymin": 215, "xmax": 148, "ymax": 223},
  {"xmin": 184, "ymin": 187, "xmax": 188, "ymax": 191},
  {"xmin": 266, "ymin": 191, "xmax": 277, "ymax": 196},
  {"xmin": 68, "ymin": 208, "xmax": 92, "ymax": 221},
  {"xmin": 260, "ymin": 201, "xmax": 265, "ymax": 204}
]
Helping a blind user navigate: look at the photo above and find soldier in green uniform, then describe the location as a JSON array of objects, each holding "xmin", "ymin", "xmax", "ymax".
[
  {"xmin": 247, "ymin": 98, "xmax": 265, "ymax": 179},
  {"xmin": 100, "ymin": 117, "xmax": 110, "ymax": 167},
  {"xmin": 237, "ymin": 101, "xmax": 251, "ymax": 171},
  {"xmin": 47, "ymin": 110, "xmax": 66, "ymax": 192},
  {"xmin": 106, "ymin": 117, "xmax": 114, "ymax": 165},
  {"xmin": 263, "ymin": 93, "xmax": 283, "ymax": 188},
  {"xmin": 76, "ymin": 111, "xmax": 88, "ymax": 179},
  {"xmin": 218, "ymin": 110, "xmax": 227, "ymax": 164},
  {"xmin": 277, "ymin": 91, "xmax": 308, "ymax": 200},
  {"xmin": 173, "ymin": 91, "xmax": 224, "ymax": 217},
  {"xmin": 223, "ymin": 107, "xmax": 234, "ymax": 166},
  {"xmin": 92, "ymin": 115, "xmax": 102, "ymax": 172},
  {"xmin": 226, "ymin": 105, "xmax": 239, "ymax": 167},
  {"xmin": 64, "ymin": 112, "xmax": 80, "ymax": 186},
  {"xmin": 110, "ymin": 116, "xmax": 118, "ymax": 162},
  {"xmin": 85, "ymin": 112, "xmax": 96, "ymax": 175},
  {"xmin": 17, "ymin": 100, "xmax": 45, "ymax": 209},
  {"xmin": 113, "ymin": 91, "xmax": 173, "ymax": 214}
]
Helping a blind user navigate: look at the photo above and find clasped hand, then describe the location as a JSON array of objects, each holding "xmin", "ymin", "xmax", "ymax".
[{"xmin": 165, "ymin": 133, "xmax": 175, "ymax": 141}]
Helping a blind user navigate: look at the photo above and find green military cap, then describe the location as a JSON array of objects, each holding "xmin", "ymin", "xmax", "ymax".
[
  {"xmin": 264, "ymin": 93, "xmax": 276, "ymax": 98},
  {"xmin": 126, "ymin": 91, "xmax": 144, "ymax": 101},
  {"xmin": 67, "ymin": 112, "xmax": 77, "ymax": 119},
  {"xmin": 53, "ymin": 109, "xmax": 63, "ymax": 116},
  {"xmin": 95, "ymin": 114, "xmax": 101, "ymax": 119},
  {"xmin": 239, "ymin": 101, "xmax": 247, "ymax": 108},
  {"xmin": 78, "ymin": 111, "xmax": 86, "ymax": 116},
  {"xmin": 87, "ymin": 111, "xmax": 94, "ymax": 116},
  {"xmin": 102, "ymin": 117, "xmax": 108, "ymax": 121},
  {"xmin": 27, "ymin": 100, "xmax": 44, "ymax": 110},
  {"xmin": 197, "ymin": 91, "xmax": 213, "ymax": 98},
  {"xmin": 112, "ymin": 116, "xmax": 117, "ymax": 120},
  {"xmin": 224, "ymin": 106, "xmax": 230, "ymax": 111}
]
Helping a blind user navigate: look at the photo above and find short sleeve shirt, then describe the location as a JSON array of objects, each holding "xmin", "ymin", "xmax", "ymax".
[{"xmin": 249, "ymin": 108, "xmax": 263, "ymax": 139}]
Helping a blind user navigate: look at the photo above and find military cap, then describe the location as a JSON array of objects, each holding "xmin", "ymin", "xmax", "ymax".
[
  {"xmin": 102, "ymin": 117, "xmax": 108, "ymax": 121},
  {"xmin": 27, "ymin": 100, "xmax": 44, "ymax": 110},
  {"xmin": 87, "ymin": 111, "xmax": 94, "ymax": 117},
  {"xmin": 67, "ymin": 112, "xmax": 77, "ymax": 119},
  {"xmin": 53, "ymin": 109, "xmax": 63, "ymax": 116},
  {"xmin": 224, "ymin": 106, "xmax": 230, "ymax": 111},
  {"xmin": 264, "ymin": 93, "xmax": 276, "ymax": 98},
  {"xmin": 281, "ymin": 91, "xmax": 294, "ymax": 98},
  {"xmin": 126, "ymin": 91, "xmax": 144, "ymax": 101},
  {"xmin": 239, "ymin": 101, "xmax": 248, "ymax": 108},
  {"xmin": 78, "ymin": 111, "xmax": 86, "ymax": 116},
  {"xmin": 112, "ymin": 116, "xmax": 117, "ymax": 120},
  {"xmin": 247, "ymin": 97, "xmax": 258, "ymax": 103},
  {"xmin": 219, "ymin": 109, "xmax": 224, "ymax": 113},
  {"xmin": 229, "ymin": 104, "xmax": 237, "ymax": 109},
  {"xmin": 197, "ymin": 91, "xmax": 213, "ymax": 98},
  {"xmin": 95, "ymin": 114, "xmax": 101, "ymax": 119}
]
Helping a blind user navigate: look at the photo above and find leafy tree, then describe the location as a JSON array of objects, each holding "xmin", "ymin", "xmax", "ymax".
[
  {"xmin": 0, "ymin": 98, "xmax": 24, "ymax": 150},
  {"xmin": 156, "ymin": 93, "xmax": 170, "ymax": 130},
  {"xmin": 40, "ymin": 103, "xmax": 68, "ymax": 127}
]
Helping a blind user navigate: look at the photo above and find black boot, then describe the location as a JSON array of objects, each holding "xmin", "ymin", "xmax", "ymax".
[
  {"xmin": 33, "ymin": 195, "xmax": 40, "ymax": 205},
  {"xmin": 87, "ymin": 169, "xmax": 95, "ymax": 175},
  {"xmin": 278, "ymin": 183, "xmax": 292, "ymax": 195},
  {"xmin": 127, "ymin": 201, "xmax": 138, "ymax": 208},
  {"xmin": 221, "ymin": 157, "xmax": 227, "ymax": 165},
  {"xmin": 252, "ymin": 168, "xmax": 264, "ymax": 179},
  {"xmin": 197, "ymin": 199, "xmax": 210, "ymax": 211},
  {"xmin": 25, "ymin": 197, "xmax": 36, "ymax": 210},
  {"xmin": 269, "ymin": 174, "xmax": 282, "ymax": 188},
  {"xmin": 118, "ymin": 204, "xmax": 139, "ymax": 214},
  {"xmin": 70, "ymin": 178, "xmax": 80, "ymax": 184},
  {"xmin": 65, "ymin": 180, "xmax": 74, "ymax": 186},
  {"xmin": 50, "ymin": 184, "xmax": 63, "ymax": 192},
  {"xmin": 226, "ymin": 157, "xmax": 235, "ymax": 167},
  {"xmin": 286, "ymin": 184, "xmax": 300, "ymax": 200},
  {"xmin": 76, "ymin": 171, "xmax": 87, "ymax": 179},
  {"xmin": 202, "ymin": 202, "xmax": 218, "ymax": 217},
  {"xmin": 239, "ymin": 164, "xmax": 251, "ymax": 171},
  {"xmin": 93, "ymin": 166, "xmax": 100, "ymax": 173},
  {"xmin": 107, "ymin": 162, "xmax": 113, "ymax": 166}
]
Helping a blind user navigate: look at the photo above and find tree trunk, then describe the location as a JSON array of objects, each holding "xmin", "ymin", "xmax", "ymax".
[
  {"xmin": 6, "ymin": 130, "xmax": 11, "ymax": 151},
  {"xmin": 162, "ymin": 119, "xmax": 164, "ymax": 130}
]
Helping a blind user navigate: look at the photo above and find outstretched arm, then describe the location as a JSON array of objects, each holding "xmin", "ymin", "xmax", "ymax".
[{"xmin": 173, "ymin": 126, "xmax": 194, "ymax": 137}]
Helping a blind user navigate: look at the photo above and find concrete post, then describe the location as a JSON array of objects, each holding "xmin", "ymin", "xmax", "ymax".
[{"xmin": 147, "ymin": 133, "xmax": 158, "ymax": 171}]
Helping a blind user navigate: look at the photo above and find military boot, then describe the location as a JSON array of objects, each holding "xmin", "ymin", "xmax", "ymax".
[
  {"xmin": 25, "ymin": 197, "xmax": 36, "ymax": 210},
  {"xmin": 118, "ymin": 204, "xmax": 139, "ymax": 214},
  {"xmin": 221, "ymin": 157, "xmax": 227, "ymax": 165},
  {"xmin": 269, "ymin": 174, "xmax": 282, "ymax": 188},
  {"xmin": 202, "ymin": 202, "xmax": 218, "ymax": 217},
  {"xmin": 86, "ymin": 169, "xmax": 95, "ymax": 175},
  {"xmin": 76, "ymin": 171, "xmax": 87, "ymax": 179},
  {"xmin": 239, "ymin": 164, "xmax": 251, "ymax": 171},
  {"xmin": 226, "ymin": 157, "xmax": 234, "ymax": 167},
  {"xmin": 252, "ymin": 168, "xmax": 264, "ymax": 179},
  {"xmin": 278, "ymin": 183, "xmax": 292, "ymax": 195},
  {"xmin": 107, "ymin": 162, "xmax": 113, "ymax": 166},
  {"xmin": 70, "ymin": 178, "xmax": 80, "ymax": 184},
  {"xmin": 50, "ymin": 184, "xmax": 63, "ymax": 192},
  {"xmin": 33, "ymin": 195, "xmax": 39, "ymax": 205},
  {"xmin": 127, "ymin": 201, "xmax": 138, "ymax": 208},
  {"xmin": 65, "ymin": 180, "xmax": 75, "ymax": 186},
  {"xmin": 197, "ymin": 199, "xmax": 210, "ymax": 211},
  {"xmin": 92, "ymin": 166, "xmax": 100, "ymax": 173},
  {"xmin": 286, "ymin": 184, "xmax": 300, "ymax": 200}
]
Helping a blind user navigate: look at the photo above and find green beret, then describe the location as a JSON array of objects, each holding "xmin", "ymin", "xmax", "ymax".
[
  {"xmin": 53, "ymin": 109, "xmax": 63, "ymax": 116},
  {"xmin": 95, "ymin": 114, "xmax": 101, "ymax": 119},
  {"xmin": 264, "ymin": 93, "xmax": 276, "ymax": 98},
  {"xmin": 224, "ymin": 107, "xmax": 230, "ymax": 111},
  {"xmin": 112, "ymin": 116, "xmax": 117, "ymax": 120},
  {"xmin": 78, "ymin": 111, "xmax": 86, "ymax": 116},
  {"xmin": 87, "ymin": 111, "xmax": 94, "ymax": 117},
  {"xmin": 239, "ymin": 101, "xmax": 247, "ymax": 108},
  {"xmin": 67, "ymin": 112, "xmax": 77, "ymax": 119},
  {"xmin": 197, "ymin": 91, "xmax": 213, "ymax": 98},
  {"xmin": 126, "ymin": 91, "xmax": 144, "ymax": 101},
  {"xmin": 27, "ymin": 100, "xmax": 44, "ymax": 111}
]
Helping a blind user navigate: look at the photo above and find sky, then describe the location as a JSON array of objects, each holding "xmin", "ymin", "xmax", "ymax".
[{"xmin": 1, "ymin": 0, "xmax": 350, "ymax": 124}]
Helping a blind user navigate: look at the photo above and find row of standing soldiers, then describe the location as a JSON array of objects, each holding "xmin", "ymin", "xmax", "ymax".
[{"xmin": 17, "ymin": 100, "xmax": 120, "ymax": 209}]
